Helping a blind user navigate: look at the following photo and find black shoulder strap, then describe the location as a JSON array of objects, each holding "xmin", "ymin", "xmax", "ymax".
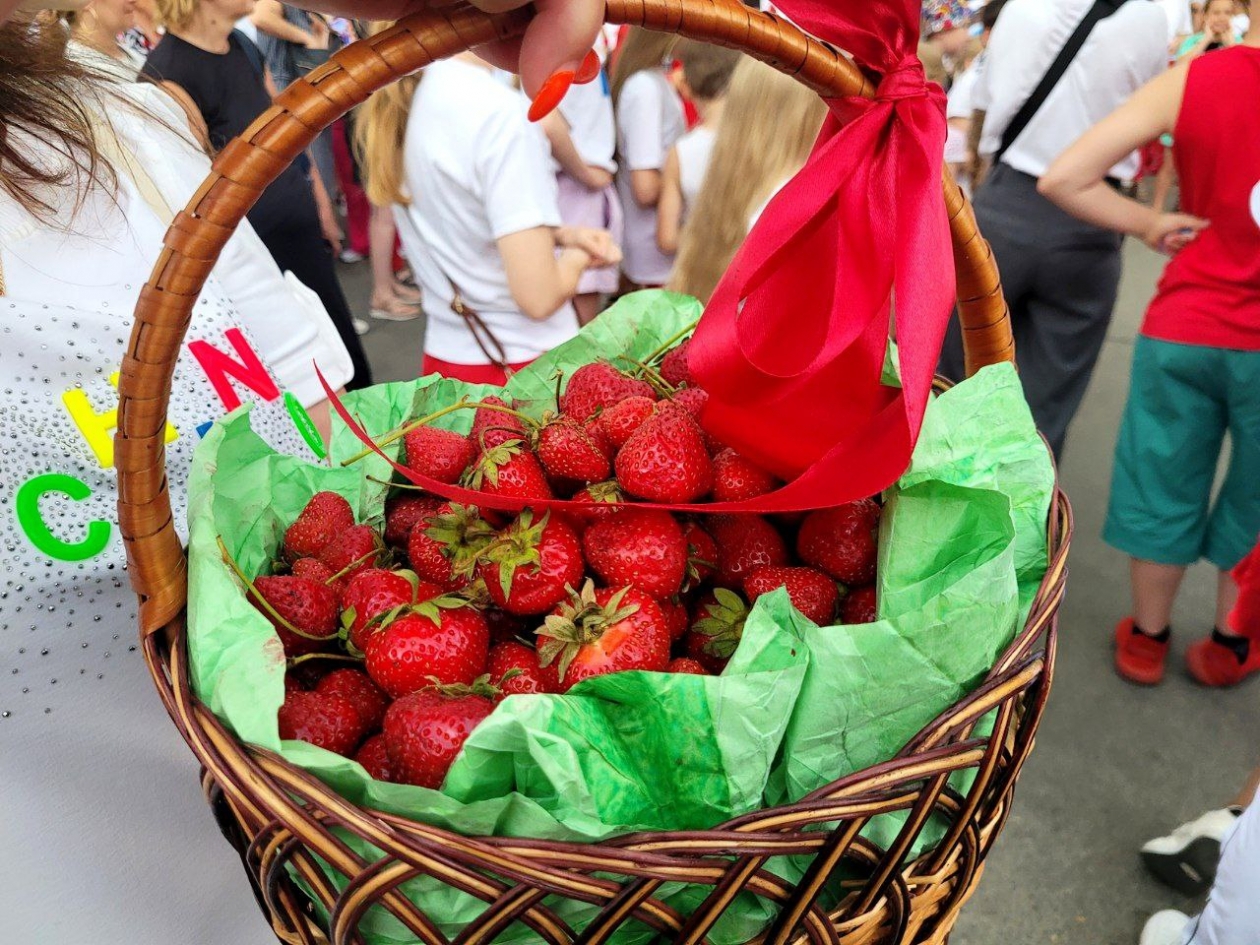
[
  {"xmin": 232, "ymin": 29, "xmax": 266, "ymax": 79},
  {"xmin": 995, "ymin": 0, "xmax": 1128, "ymax": 165}
]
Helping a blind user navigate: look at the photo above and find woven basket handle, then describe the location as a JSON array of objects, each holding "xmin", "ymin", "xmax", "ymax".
[{"xmin": 117, "ymin": 0, "xmax": 1012, "ymax": 635}]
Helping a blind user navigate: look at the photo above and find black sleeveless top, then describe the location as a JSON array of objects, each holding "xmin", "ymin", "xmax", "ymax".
[{"xmin": 142, "ymin": 30, "xmax": 315, "ymax": 237}]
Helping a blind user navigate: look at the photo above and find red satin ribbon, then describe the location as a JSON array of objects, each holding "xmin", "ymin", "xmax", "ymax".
[{"xmin": 322, "ymin": 0, "xmax": 953, "ymax": 515}]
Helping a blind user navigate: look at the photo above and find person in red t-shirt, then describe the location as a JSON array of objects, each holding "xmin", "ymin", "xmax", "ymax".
[{"xmin": 1040, "ymin": 3, "xmax": 1260, "ymax": 689}]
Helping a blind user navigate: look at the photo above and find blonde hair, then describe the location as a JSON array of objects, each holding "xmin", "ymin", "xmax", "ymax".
[
  {"xmin": 668, "ymin": 59, "xmax": 826, "ymax": 303},
  {"xmin": 153, "ymin": 0, "xmax": 197, "ymax": 31},
  {"xmin": 610, "ymin": 27, "xmax": 679, "ymax": 105},
  {"xmin": 353, "ymin": 23, "xmax": 421, "ymax": 207}
]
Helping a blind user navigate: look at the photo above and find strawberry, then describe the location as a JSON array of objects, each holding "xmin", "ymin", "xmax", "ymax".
[
  {"xmin": 615, "ymin": 402, "xmax": 713, "ymax": 503},
  {"xmin": 365, "ymin": 598, "xmax": 490, "ymax": 698},
  {"xmin": 659, "ymin": 340, "xmax": 693, "ymax": 388},
  {"xmin": 705, "ymin": 515, "xmax": 788, "ymax": 589},
  {"xmin": 561, "ymin": 362, "xmax": 656, "ymax": 423},
  {"xmin": 797, "ymin": 500, "xmax": 881, "ymax": 585},
  {"xmin": 488, "ymin": 641, "xmax": 560, "ymax": 698},
  {"xmin": 671, "ymin": 387, "xmax": 725, "ymax": 453},
  {"xmin": 317, "ymin": 524, "xmax": 384, "ymax": 582},
  {"xmin": 250, "ymin": 575, "xmax": 340, "ymax": 657},
  {"xmin": 536, "ymin": 582, "xmax": 671, "ymax": 692},
  {"xmin": 341, "ymin": 568, "xmax": 417, "ymax": 653},
  {"xmin": 483, "ymin": 605, "xmax": 530, "ymax": 646},
  {"xmin": 711, "ymin": 449, "xmax": 780, "ymax": 503},
  {"xmin": 470, "ymin": 396, "xmax": 529, "ymax": 451},
  {"xmin": 841, "ymin": 585, "xmax": 878, "ymax": 624},
  {"xmin": 464, "ymin": 439, "xmax": 554, "ymax": 501},
  {"xmin": 278, "ymin": 690, "xmax": 363, "ymax": 755},
  {"xmin": 403, "ymin": 426, "xmax": 476, "ymax": 485},
  {"xmin": 743, "ymin": 565, "xmax": 839, "ymax": 625},
  {"xmin": 537, "ymin": 418, "xmax": 611, "ymax": 484},
  {"xmin": 583, "ymin": 509, "xmax": 687, "ymax": 599},
  {"xmin": 383, "ymin": 679, "xmax": 498, "ymax": 788},
  {"xmin": 407, "ymin": 503, "xmax": 494, "ymax": 590},
  {"xmin": 291, "ymin": 557, "xmax": 347, "ymax": 599},
  {"xmin": 568, "ymin": 480, "xmax": 624, "ymax": 530},
  {"xmin": 584, "ymin": 416, "xmax": 615, "ymax": 460},
  {"xmin": 315, "ymin": 668, "xmax": 390, "ymax": 733},
  {"xmin": 597, "ymin": 395, "xmax": 656, "ymax": 449},
  {"xmin": 684, "ymin": 588, "xmax": 749, "ymax": 674},
  {"xmin": 668, "ymin": 657, "xmax": 708, "ymax": 675},
  {"xmin": 659, "ymin": 598, "xmax": 689, "ymax": 642},
  {"xmin": 284, "ymin": 671, "xmax": 307, "ymax": 694},
  {"xmin": 283, "ymin": 491, "xmax": 355, "ymax": 562},
  {"xmin": 354, "ymin": 733, "xmax": 393, "ymax": 781},
  {"xmin": 682, "ymin": 520, "xmax": 718, "ymax": 589},
  {"xmin": 477, "ymin": 512, "xmax": 585, "ymax": 615},
  {"xmin": 384, "ymin": 494, "xmax": 443, "ymax": 548}
]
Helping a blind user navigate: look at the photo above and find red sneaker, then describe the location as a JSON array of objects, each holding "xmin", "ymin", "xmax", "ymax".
[
  {"xmin": 1185, "ymin": 632, "xmax": 1260, "ymax": 687},
  {"xmin": 1114, "ymin": 617, "xmax": 1170, "ymax": 685}
]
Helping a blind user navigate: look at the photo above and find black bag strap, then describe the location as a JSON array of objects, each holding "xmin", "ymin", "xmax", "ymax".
[{"xmin": 995, "ymin": 0, "xmax": 1128, "ymax": 165}]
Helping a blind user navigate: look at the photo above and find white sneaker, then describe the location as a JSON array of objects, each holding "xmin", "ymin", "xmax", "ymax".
[
  {"xmin": 339, "ymin": 248, "xmax": 366, "ymax": 264},
  {"xmin": 1139, "ymin": 910, "xmax": 1190, "ymax": 945},
  {"xmin": 352, "ymin": 317, "xmax": 370, "ymax": 336},
  {"xmin": 1141, "ymin": 807, "xmax": 1242, "ymax": 895}
]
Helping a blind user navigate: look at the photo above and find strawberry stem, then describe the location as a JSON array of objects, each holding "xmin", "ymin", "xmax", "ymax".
[
  {"xmin": 618, "ymin": 355, "xmax": 676, "ymax": 396},
  {"xmin": 340, "ymin": 398, "xmax": 473, "ymax": 466},
  {"xmin": 286, "ymin": 652, "xmax": 363, "ymax": 669},
  {"xmin": 216, "ymin": 537, "xmax": 340, "ymax": 642},
  {"xmin": 642, "ymin": 320, "xmax": 700, "ymax": 366},
  {"xmin": 324, "ymin": 548, "xmax": 382, "ymax": 585}
]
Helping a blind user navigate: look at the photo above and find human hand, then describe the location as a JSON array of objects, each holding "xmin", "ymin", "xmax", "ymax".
[
  {"xmin": 559, "ymin": 227, "xmax": 621, "ymax": 268},
  {"xmin": 305, "ymin": 16, "xmax": 331, "ymax": 49},
  {"xmin": 1142, "ymin": 212, "xmax": 1208, "ymax": 255}
]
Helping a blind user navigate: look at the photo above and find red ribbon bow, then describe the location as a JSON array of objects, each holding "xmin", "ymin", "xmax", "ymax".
[{"xmin": 688, "ymin": 0, "xmax": 954, "ymax": 510}]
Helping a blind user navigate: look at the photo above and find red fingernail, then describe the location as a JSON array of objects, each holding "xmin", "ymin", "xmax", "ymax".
[
  {"xmin": 528, "ymin": 69, "xmax": 575, "ymax": 122},
  {"xmin": 575, "ymin": 50, "xmax": 601, "ymax": 84}
]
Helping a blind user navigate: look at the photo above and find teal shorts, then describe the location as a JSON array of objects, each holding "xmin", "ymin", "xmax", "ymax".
[{"xmin": 1105, "ymin": 336, "xmax": 1260, "ymax": 570}]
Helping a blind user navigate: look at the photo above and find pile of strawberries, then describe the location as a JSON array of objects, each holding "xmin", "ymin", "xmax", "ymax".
[{"xmin": 237, "ymin": 341, "xmax": 881, "ymax": 790}]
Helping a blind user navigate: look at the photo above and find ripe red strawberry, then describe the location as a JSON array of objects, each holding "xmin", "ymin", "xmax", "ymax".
[
  {"xmin": 659, "ymin": 598, "xmax": 689, "ymax": 642},
  {"xmin": 291, "ymin": 557, "xmax": 347, "ymax": 599},
  {"xmin": 668, "ymin": 657, "xmax": 708, "ymax": 675},
  {"xmin": 403, "ymin": 426, "xmax": 476, "ymax": 485},
  {"xmin": 470, "ymin": 396, "xmax": 528, "ymax": 451},
  {"xmin": 598, "ymin": 395, "xmax": 656, "ymax": 449},
  {"xmin": 284, "ymin": 671, "xmax": 307, "ymax": 694},
  {"xmin": 250, "ymin": 575, "xmax": 339, "ymax": 657},
  {"xmin": 615, "ymin": 402, "xmax": 713, "ymax": 503},
  {"xmin": 561, "ymin": 362, "xmax": 656, "ymax": 422},
  {"xmin": 464, "ymin": 439, "xmax": 554, "ymax": 501},
  {"xmin": 671, "ymin": 387, "xmax": 725, "ymax": 453},
  {"xmin": 537, "ymin": 582, "xmax": 671, "ymax": 692},
  {"xmin": 483, "ymin": 605, "xmax": 530, "ymax": 646},
  {"xmin": 354, "ymin": 733, "xmax": 393, "ymax": 781},
  {"xmin": 797, "ymin": 500, "xmax": 881, "ymax": 585},
  {"xmin": 659, "ymin": 340, "xmax": 693, "ymax": 388},
  {"xmin": 316, "ymin": 668, "xmax": 390, "ymax": 733},
  {"xmin": 584, "ymin": 416, "xmax": 615, "ymax": 460},
  {"xmin": 383, "ymin": 680, "xmax": 497, "ymax": 788},
  {"xmin": 407, "ymin": 503, "xmax": 494, "ymax": 590},
  {"xmin": 317, "ymin": 524, "xmax": 384, "ymax": 582},
  {"xmin": 365, "ymin": 599, "xmax": 490, "ymax": 698},
  {"xmin": 537, "ymin": 418, "xmax": 611, "ymax": 484},
  {"xmin": 705, "ymin": 515, "xmax": 788, "ymax": 589},
  {"xmin": 711, "ymin": 449, "xmax": 780, "ymax": 503},
  {"xmin": 684, "ymin": 589, "xmax": 749, "ymax": 674},
  {"xmin": 278, "ymin": 690, "xmax": 363, "ymax": 755},
  {"xmin": 342, "ymin": 568, "xmax": 417, "ymax": 653},
  {"xmin": 682, "ymin": 520, "xmax": 719, "ymax": 590},
  {"xmin": 583, "ymin": 508, "xmax": 687, "ymax": 599},
  {"xmin": 567, "ymin": 480, "xmax": 624, "ymax": 530},
  {"xmin": 283, "ymin": 491, "xmax": 355, "ymax": 562},
  {"xmin": 477, "ymin": 512, "xmax": 584, "ymax": 615},
  {"xmin": 384, "ymin": 494, "xmax": 443, "ymax": 548},
  {"xmin": 488, "ymin": 641, "xmax": 560, "ymax": 698},
  {"xmin": 841, "ymin": 585, "xmax": 878, "ymax": 624},
  {"xmin": 743, "ymin": 565, "xmax": 839, "ymax": 625}
]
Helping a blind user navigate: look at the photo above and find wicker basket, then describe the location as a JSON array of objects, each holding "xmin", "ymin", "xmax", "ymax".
[{"xmin": 116, "ymin": 2, "xmax": 1072, "ymax": 943}]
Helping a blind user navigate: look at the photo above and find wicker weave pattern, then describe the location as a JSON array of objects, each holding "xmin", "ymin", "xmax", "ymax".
[{"xmin": 117, "ymin": 3, "xmax": 1061, "ymax": 944}]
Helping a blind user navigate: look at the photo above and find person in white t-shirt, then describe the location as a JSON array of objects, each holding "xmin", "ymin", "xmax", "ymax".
[
  {"xmin": 0, "ymin": 16, "xmax": 353, "ymax": 945},
  {"xmin": 611, "ymin": 27, "xmax": 685, "ymax": 289},
  {"xmin": 359, "ymin": 52, "xmax": 619, "ymax": 386},
  {"xmin": 540, "ymin": 47, "xmax": 624, "ymax": 326},
  {"xmin": 656, "ymin": 41, "xmax": 741, "ymax": 256},
  {"xmin": 1158, "ymin": 0, "xmax": 1196, "ymax": 49}
]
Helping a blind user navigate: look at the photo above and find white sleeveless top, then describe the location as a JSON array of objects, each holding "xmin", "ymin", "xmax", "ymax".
[{"xmin": 675, "ymin": 125, "xmax": 717, "ymax": 212}]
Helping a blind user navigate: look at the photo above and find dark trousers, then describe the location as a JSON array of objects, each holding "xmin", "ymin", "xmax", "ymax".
[
  {"xmin": 940, "ymin": 163, "xmax": 1122, "ymax": 458},
  {"xmin": 257, "ymin": 215, "xmax": 373, "ymax": 391}
]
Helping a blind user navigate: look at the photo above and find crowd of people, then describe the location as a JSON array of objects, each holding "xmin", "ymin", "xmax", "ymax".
[{"xmin": 0, "ymin": 0, "xmax": 1256, "ymax": 943}]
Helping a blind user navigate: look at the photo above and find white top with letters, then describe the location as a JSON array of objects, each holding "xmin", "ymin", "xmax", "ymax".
[{"xmin": 974, "ymin": 0, "xmax": 1167, "ymax": 180}]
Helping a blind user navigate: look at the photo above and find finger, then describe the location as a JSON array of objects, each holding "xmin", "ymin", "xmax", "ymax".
[{"xmin": 518, "ymin": 0, "xmax": 604, "ymax": 100}]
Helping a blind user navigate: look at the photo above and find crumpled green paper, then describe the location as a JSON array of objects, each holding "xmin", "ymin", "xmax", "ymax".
[{"xmin": 186, "ymin": 291, "xmax": 1053, "ymax": 944}]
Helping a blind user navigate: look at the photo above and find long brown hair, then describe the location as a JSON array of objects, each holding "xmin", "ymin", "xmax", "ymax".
[
  {"xmin": 0, "ymin": 17, "xmax": 116, "ymax": 221},
  {"xmin": 609, "ymin": 27, "xmax": 678, "ymax": 105},
  {"xmin": 668, "ymin": 58, "xmax": 827, "ymax": 303},
  {"xmin": 353, "ymin": 22, "xmax": 421, "ymax": 207}
]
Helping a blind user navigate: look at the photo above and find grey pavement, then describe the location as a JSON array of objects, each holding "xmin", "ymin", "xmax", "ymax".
[{"xmin": 339, "ymin": 241, "xmax": 1256, "ymax": 944}]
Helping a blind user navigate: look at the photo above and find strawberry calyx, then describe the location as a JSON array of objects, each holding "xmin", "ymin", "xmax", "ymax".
[
  {"xmin": 217, "ymin": 537, "xmax": 340, "ymax": 642},
  {"xmin": 641, "ymin": 321, "xmax": 700, "ymax": 367},
  {"xmin": 422, "ymin": 672, "xmax": 506, "ymax": 701},
  {"xmin": 422, "ymin": 504, "xmax": 494, "ymax": 579},
  {"xmin": 478, "ymin": 510, "xmax": 550, "ymax": 603},
  {"xmin": 582, "ymin": 480, "xmax": 623, "ymax": 505},
  {"xmin": 462, "ymin": 439, "xmax": 528, "ymax": 491},
  {"xmin": 536, "ymin": 580, "xmax": 640, "ymax": 682},
  {"xmin": 616, "ymin": 354, "xmax": 676, "ymax": 398},
  {"xmin": 692, "ymin": 589, "xmax": 749, "ymax": 659}
]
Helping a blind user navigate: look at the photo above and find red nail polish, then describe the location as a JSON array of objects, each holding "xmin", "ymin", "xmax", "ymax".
[
  {"xmin": 528, "ymin": 69, "xmax": 575, "ymax": 122},
  {"xmin": 575, "ymin": 50, "xmax": 601, "ymax": 84}
]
